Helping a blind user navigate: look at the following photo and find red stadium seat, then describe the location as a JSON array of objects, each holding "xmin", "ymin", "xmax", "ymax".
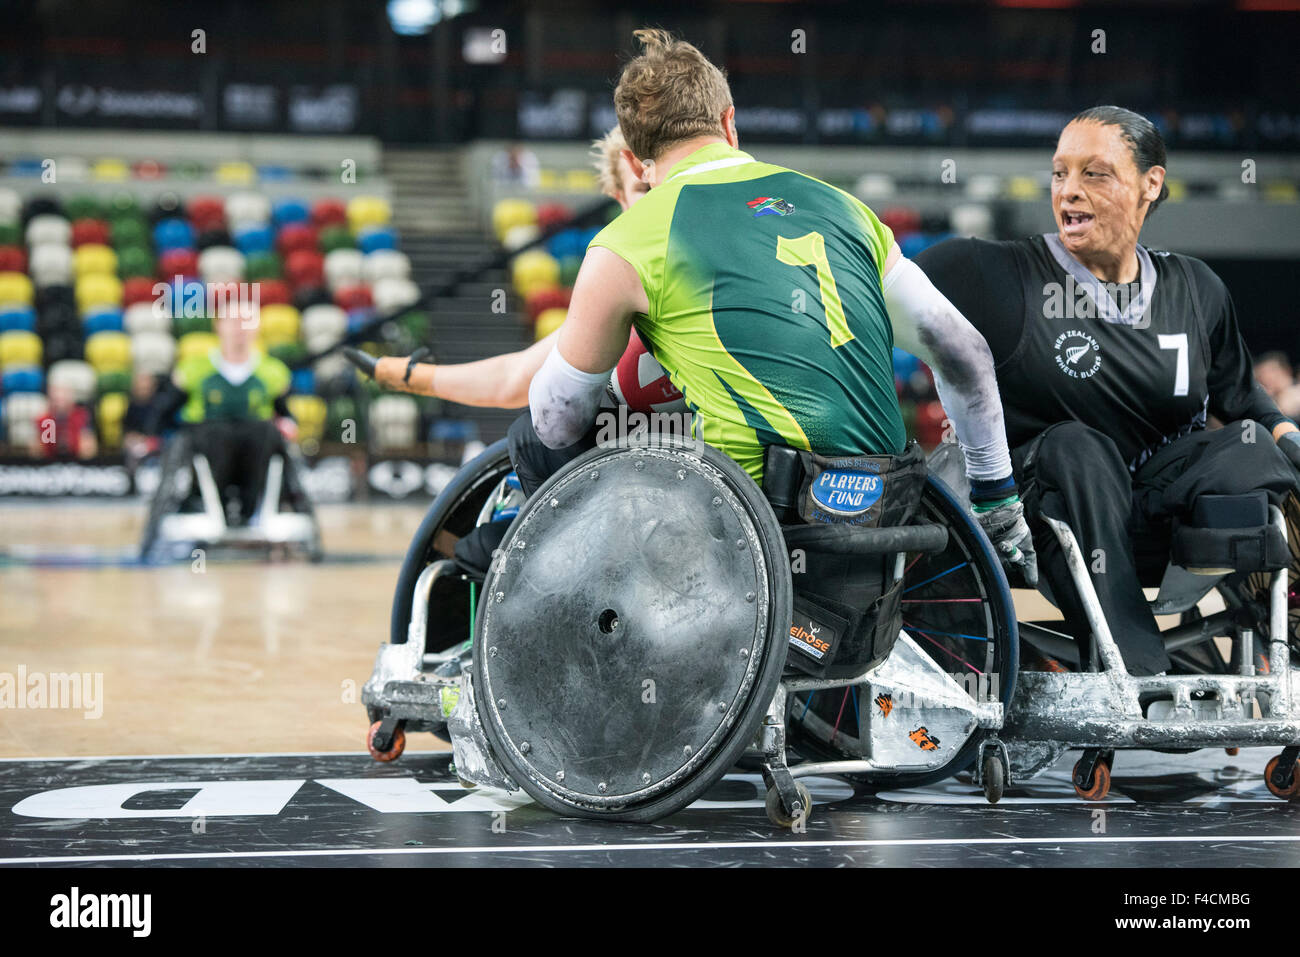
[
  {"xmin": 122, "ymin": 276, "xmax": 158, "ymax": 308},
  {"xmin": 913, "ymin": 399, "xmax": 948, "ymax": 448},
  {"xmin": 256, "ymin": 279, "xmax": 292, "ymax": 305},
  {"xmin": 0, "ymin": 246, "xmax": 27, "ymax": 274},
  {"xmin": 132, "ymin": 159, "xmax": 167, "ymax": 180},
  {"xmin": 880, "ymin": 206, "xmax": 922, "ymax": 239},
  {"xmin": 71, "ymin": 219, "xmax": 112, "ymax": 248},
  {"xmin": 277, "ymin": 223, "xmax": 319, "ymax": 256},
  {"xmin": 158, "ymin": 248, "xmax": 199, "ymax": 278},
  {"xmin": 535, "ymin": 202, "xmax": 572, "ymax": 232},
  {"xmin": 525, "ymin": 286, "xmax": 571, "ymax": 323},
  {"xmin": 285, "ymin": 249, "xmax": 325, "ymax": 290},
  {"xmin": 311, "ymin": 198, "xmax": 347, "ymax": 229},
  {"xmin": 333, "ymin": 284, "xmax": 373, "ymax": 311},
  {"xmin": 188, "ymin": 196, "xmax": 227, "ymax": 231}
]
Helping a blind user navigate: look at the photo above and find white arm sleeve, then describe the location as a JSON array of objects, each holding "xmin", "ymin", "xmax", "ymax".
[
  {"xmin": 883, "ymin": 256, "xmax": 1013, "ymax": 482},
  {"xmin": 528, "ymin": 344, "xmax": 613, "ymax": 450}
]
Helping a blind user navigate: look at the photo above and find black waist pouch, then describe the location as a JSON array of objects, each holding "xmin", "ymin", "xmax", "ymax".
[{"xmin": 768, "ymin": 441, "xmax": 927, "ymax": 679}]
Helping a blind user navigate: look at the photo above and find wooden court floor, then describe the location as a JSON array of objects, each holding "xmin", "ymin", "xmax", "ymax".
[{"xmin": 0, "ymin": 501, "xmax": 451, "ymax": 758}]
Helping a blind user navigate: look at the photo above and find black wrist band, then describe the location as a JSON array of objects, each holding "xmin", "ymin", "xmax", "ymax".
[{"xmin": 404, "ymin": 347, "xmax": 432, "ymax": 384}]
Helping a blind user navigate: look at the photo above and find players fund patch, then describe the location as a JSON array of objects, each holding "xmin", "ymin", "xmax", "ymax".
[{"xmin": 810, "ymin": 468, "xmax": 883, "ymax": 518}]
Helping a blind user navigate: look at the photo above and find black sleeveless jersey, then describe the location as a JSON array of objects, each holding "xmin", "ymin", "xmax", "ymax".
[{"xmin": 915, "ymin": 235, "xmax": 1287, "ymax": 471}]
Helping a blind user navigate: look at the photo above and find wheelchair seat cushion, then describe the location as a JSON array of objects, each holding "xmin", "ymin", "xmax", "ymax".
[{"xmin": 1170, "ymin": 492, "xmax": 1289, "ymax": 574}]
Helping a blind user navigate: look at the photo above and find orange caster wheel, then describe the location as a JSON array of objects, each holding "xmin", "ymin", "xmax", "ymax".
[
  {"xmin": 1073, "ymin": 754, "xmax": 1112, "ymax": 801},
  {"xmin": 367, "ymin": 720, "xmax": 406, "ymax": 762},
  {"xmin": 1264, "ymin": 755, "xmax": 1300, "ymax": 801},
  {"xmin": 1225, "ymin": 747, "xmax": 1239, "ymax": 756}
]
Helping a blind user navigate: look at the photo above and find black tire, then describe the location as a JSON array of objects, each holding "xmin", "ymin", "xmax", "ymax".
[
  {"xmin": 785, "ymin": 474, "xmax": 1019, "ymax": 791},
  {"xmin": 474, "ymin": 440, "xmax": 793, "ymax": 823},
  {"xmin": 388, "ymin": 438, "xmax": 513, "ymax": 647}
]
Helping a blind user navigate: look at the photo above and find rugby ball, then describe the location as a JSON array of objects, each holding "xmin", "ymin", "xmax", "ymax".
[{"xmin": 608, "ymin": 331, "xmax": 688, "ymax": 414}]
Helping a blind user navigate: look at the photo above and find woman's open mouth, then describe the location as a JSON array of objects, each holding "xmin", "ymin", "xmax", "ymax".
[{"xmin": 1060, "ymin": 210, "xmax": 1095, "ymax": 237}]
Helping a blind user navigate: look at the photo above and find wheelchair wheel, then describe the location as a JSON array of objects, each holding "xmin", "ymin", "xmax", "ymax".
[
  {"xmin": 1243, "ymin": 491, "xmax": 1300, "ymax": 661},
  {"xmin": 473, "ymin": 438, "xmax": 793, "ymax": 823},
  {"xmin": 139, "ymin": 432, "xmax": 196, "ymax": 561},
  {"xmin": 785, "ymin": 473, "xmax": 1019, "ymax": 790},
  {"xmin": 388, "ymin": 438, "xmax": 513, "ymax": 649}
]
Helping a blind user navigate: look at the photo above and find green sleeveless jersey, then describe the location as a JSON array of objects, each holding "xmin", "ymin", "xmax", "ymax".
[
  {"xmin": 589, "ymin": 143, "xmax": 904, "ymax": 482},
  {"xmin": 176, "ymin": 349, "xmax": 291, "ymax": 424}
]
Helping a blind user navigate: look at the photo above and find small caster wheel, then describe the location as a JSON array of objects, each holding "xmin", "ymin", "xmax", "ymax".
[
  {"xmin": 1225, "ymin": 747, "xmax": 1239, "ymax": 756},
  {"xmin": 765, "ymin": 781, "xmax": 812, "ymax": 829},
  {"xmin": 1264, "ymin": 755, "xmax": 1300, "ymax": 801},
  {"xmin": 982, "ymin": 753, "xmax": 1005, "ymax": 804},
  {"xmin": 367, "ymin": 720, "xmax": 405, "ymax": 762},
  {"xmin": 1073, "ymin": 756, "xmax": 1112, "ymax": 801},
  {"xmin": 457, "ymin": 777, "xmax": 477, "ymax": 789}
]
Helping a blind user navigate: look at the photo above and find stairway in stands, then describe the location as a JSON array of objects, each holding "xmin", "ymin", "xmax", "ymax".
[{"xmin": 382, "ymin": 147, "xmax": 532, "ymax": 444}]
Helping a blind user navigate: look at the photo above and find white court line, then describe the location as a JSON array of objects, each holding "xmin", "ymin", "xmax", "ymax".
[
  {"xmin": 0, "ymin": 750, "xmax": 451, "ymax": 763},
  {"xmin": 5, "ymin": 833, "xmax": 1300, "ymax": 866}
]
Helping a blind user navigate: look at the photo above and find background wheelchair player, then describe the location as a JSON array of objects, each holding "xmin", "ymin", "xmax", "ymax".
[{"xmin": 138, "ymin": 302, "xmax": 320, "ymax": 561}]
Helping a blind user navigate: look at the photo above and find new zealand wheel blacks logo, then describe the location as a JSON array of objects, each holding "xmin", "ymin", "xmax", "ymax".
[{"xmin": 1053, "ymin": 330, "xmax": 1102, "ymax": 379}]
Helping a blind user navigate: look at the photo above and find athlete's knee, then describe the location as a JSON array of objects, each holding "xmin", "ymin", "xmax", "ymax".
[{"xmin": 1032, "ymin": 421, "xmax": 1128, "ymax": 490}]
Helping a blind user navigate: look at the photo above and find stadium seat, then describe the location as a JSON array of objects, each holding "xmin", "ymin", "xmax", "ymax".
[
  {"xmin": 188, "ymin": 196, "xmax": 226, "ymax": 230},
  {"xmin": 256, "ymin": 279, "xmax": 292, "ymax": 306},
  {"xmin": 47, "ymin": 359, "xmax": 97, "ymax": 401},
  {"xmin": 110, "ymin": 217, "xmax": 150, "ymax": 249},
  {"xmin": 290, "ymin": 368, "xmax": 315, "ymax": 395},
  {"xmin": 84, "ymin": 331, "xmax": 131, "ymax": 372},
  {"xmin": 301, "ymin": 304, "xmax": 347, "ymax": 352},
  {"xmin": 287, "ymin": 394, "xmax": 327, "ymax": 445},
  {"xmin": 215, "ymin": 161, "xmax": 257, "ymax": 185},
  {"xmin": 525, "ymin": 286, "xmax": 571, "ymax": 322},
  {"xmin": 535, "ymin": 202, "xmax": 571, "ymax": 232},
  {"xmin": 26, "ymin": 213, "xmax": 71, "ymax": 247},
  {"xmin": 369, "ymin": 394, "xmax": 418, "ymax": 450},
  {"xmin": 0, "ymin": 330, "xmax": 43, "ymax": 367},
  {"xmin": 362, "ymin": 249, "xmax": 411, "ymax": 283},
  {"xmin": 106, "ymin": 191, "xmax": 140, "ymax": 219},
  {"xmin": 122, "ymin": 276, "xmax": 159, "ymax": 309},
  {"xmin": 323, "ymin": 249, "xmax": 364, "ymax": 291},
  {"xmin": 492, "ymin": 198, "xmax": 537, "ymax": 242},
  {"xmin": 55, "ymin": 158, "xmax": 89, "ymax": 183},
  {"xmin": 346, "ymin": 196, "xmax": 391, "ymax": 234},
  {"xmin": 0, "ymin": 189, "xmax": 22, "ymax": 223},
  {"xmin": 285, "ymin": 249, "xmax": 325, "ymax": 289},
  {"xmin": 196, "ymin": 227, "xmax": 233, "ymax": 251},
  {"xmin": 371, "ymin": 277, "xmax": 420, "ymax": 314},
  {"xmin": 83, "ymin": 307, "xmax": 125, "ymax": 336},
  {"xmin": 75, "ymin": 274, "xmax": 124, "ymax": 313},
  {"xmin": 154, "ymin": 218, "xmax": 196, "ymax": 252},
  {"xmin": 70, "ymin": 219, "xmax": 112, "ymax": 248},
  {"xmin": 311, "ymin": 198, "xmax": 347, "ymax": 229},
  {"xmin": 272, "ymin": 198, "xmax": 311, "ymax": 227},
  {"xmin": 198, "ymin": 246, "xmax": 245, "ymax": 283},
  {"xmin": 245, "ymin": 251, "xmax": 283, "ymax": 281},
  {"xmin": 277, "ymin": 223, "xmax": 318, "ymax": 257},
  {"xmin": 0, "ymin": 271, "xmax": 35, "ymax": 306},
  {"xmin": 333, "ymin": 285, "xmax": 373, "ymax": 312},
  {"xmin": 73, "ymin": 244, "xmax": 118, "ymax": 279},
  {"xmin": 258, "ymin": 303, "xmax": 301, "ymax": 346},
  {"xmin": 318, "ymin": 225, "xmax": 354, "ymax": 254},
  {"xmin": 534, "ymin": 306, "xmax": 567, "ymax": 341},
  {"xmin": 1, "ymin": 365, "xmax": 44, "ymax": 394},
  {"xmin": 174, "ymin": 315, "xmax": 213, "ymax": 338},
  {"xmin": 28, "ymin": 245, "xmax": 73, "ymax": 288},
  {"xmin": 559, "ymin": 254, "xmax": 581, "ymax": 287},
  {"xmin": 511, "ymin": 249, "xmax": 561, "ymax": 298},
  {"xmin": 116, "ymin": 246, "xmax": 154, "ymax": 280},
  {"xmin": 131, "ymin": 159, "xmax": 165, "ymax": 181},
  {"xmin": 97, "ymin": 391, "xmax": 129, "ymax": 447},
  {"xmin": 177, "ymin": 331, "xmax": 219, "ymax": 362},
  {"xmin": 2, "ymin": 392, "xmax": 49, "ymax": 447},
  {"xmin": 356, "ymin": 226, "xmax": 397, "ymax": 254},
  {"xmin": 233, "ymin": 224, "xmax": 275, "ymax": 256},
  {"xmin": 148, "ymin": 193, "xmax": 185, "ymax": 224},
  {"xmin": 91, "ymin": 158, "xmax": 130, "ymax": 181},
  {"xmin": 226, "ymin": 192, "xmax": 272, "ymax": 228},
  {"xmin": 159, "ymin": 247, "xmax": 199, "ymax": 279},
  {"xmin": 0, "ymin": 305, "xmax": 36, "ymax": 333},
  {"xmin": 295, "ymin": 285, "xmax": 334, "ymax": 312},
  {"xmin": 503, "ymin": 224, "xmax": 540, "ymax": 251},
  {"xmin": 131, "ymin": 331, "xmax": 175, "ymax": 375},
  {"xmin": 123, "ymin": 302, "xmax": 169, "ymax": 335}
]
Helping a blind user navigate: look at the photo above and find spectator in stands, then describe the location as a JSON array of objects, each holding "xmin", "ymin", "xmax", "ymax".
[
  {"xmin": 31, "ymin": 381, "xmax": 97, "ymax": 461},
  {"xmin": 491, "ymin": 143, "xmax": 541, "ymax": 188},
  {"xmin": 1255, "ymin": 351, "xmax": 1295, "ymax": 400},
  {"xmin": 122, "ymin": 369, "xmax": 163, "ymax": 464}
]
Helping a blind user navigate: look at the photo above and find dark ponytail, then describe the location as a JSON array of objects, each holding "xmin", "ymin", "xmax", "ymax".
[{"xmin": 1070, "ymin": 105, "xmax": 1170, "ymax": 218}]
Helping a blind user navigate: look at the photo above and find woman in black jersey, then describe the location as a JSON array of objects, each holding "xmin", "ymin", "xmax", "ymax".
[{"xmin": 916, "ymin": 106, "xmax": 1300, "ymax": 676}]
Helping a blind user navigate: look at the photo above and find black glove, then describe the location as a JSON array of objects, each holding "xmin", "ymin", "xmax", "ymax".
[{"xmin": 970, "ymin": 476, "xmax": 1038, "ymax": 588}]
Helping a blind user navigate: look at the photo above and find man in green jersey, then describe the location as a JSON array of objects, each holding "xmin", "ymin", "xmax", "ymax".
[
  {"xmin": 146, "ymin": 304, "xmax": 299, "ymax": 526},
  {"xmin": 525, "ymin": 29, "xmax": 1036, "ymax": 583}
]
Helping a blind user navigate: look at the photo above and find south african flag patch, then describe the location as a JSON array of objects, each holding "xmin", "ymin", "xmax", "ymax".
[{"xmin": 746, "ymin": 196, "xmax": 795, "ymax": 217}]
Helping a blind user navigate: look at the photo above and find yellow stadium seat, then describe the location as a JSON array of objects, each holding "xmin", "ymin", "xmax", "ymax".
[
  {"xmin": 177, "ymin": 331, "xmax": 219, "ymax": 362},
  {"xmin": 347, "ymin": 196, "xmax": 392, "ymax": 233},
  {"xmin": 215, "ymin": 161, "xmax": 257, "ymax": 185},
  {"xmin": 97, "ymin": 392, "xmax": 129, "ymax": 448},
  {"xmin": 0, "ymin": 330, "xmax": 42, "ymax": 367},
  {"xmin": 534, "ymin": 307, "xmax": 567, "ymax": 341},
  {"xmin": 258, "ymin": 303, "xmax": 301, "ymax": 346},
  {"xmin": 84, "ymin": 331, "xmax": 131, "ymax": 373},
  {"xmin": 76, "ymin": 274, "xmax": 124, "ymax": 313},
  {"xmin": 1264, "ymin": 182, "xmax": 1298, "ymax": 203},
  {"xmin": 74, "ymin": 243, "xmax": 119, "ymax": 278},
  {"xmin": 286, "ymin": 395, "xmax": 327, "ymax": 444},
  {"xmin": 91, "ymin": 158, "xmax": 130, "ymax": 181},
  {"xmin": 1165, "ymin": 178, "xmax": 1187, "ymax": 202},
  {"xmin": 0, "ymin": 271, "xmax": 35, "ymax": 306},
  {"xmin": 537, "ymin": 169, "xmax": 560, "ymax": 190},
  {"xmin": 564, "ymin": 169, "xmax": 597, "ymax": 191},
  {"xmin": 511, "ymin": 249, "xmax": 560, "ymax": 298},
  {"xmin": 492, "ymin": 198, "xmax": 537, "ymax": 242},
  {"xmin": 1005, "ymin": 176, "xmax": 1041, "ymax": 200}
]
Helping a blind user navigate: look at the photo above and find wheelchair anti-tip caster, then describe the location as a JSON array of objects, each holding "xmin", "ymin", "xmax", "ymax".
[
  {"xmin": 765, "ymin": 781, "xmax": 812, "ymax": 829},
  {"xmin": 1072, "ymin": 750, "xmax": 1114, "ymax": 801},
  {"xmin": 1264, "ymin": 750, "xmax": 1300, "ymax": 801},
  {"xmin": 367, "ymin": 718, "xmax": 406, "ymax": 762},
  {"xmin": 982, "ymin": 753, "xmax": 1005, "ymax": 804}
]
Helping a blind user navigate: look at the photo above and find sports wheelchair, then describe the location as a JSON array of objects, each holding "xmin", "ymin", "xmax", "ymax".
[
  {"xmin": 363, "ymin": 434, "xmax": 1299, "ymax": 827},
  {"xmin": 139, "ymin": 425, "xmax": 323, "ymax": 563}
]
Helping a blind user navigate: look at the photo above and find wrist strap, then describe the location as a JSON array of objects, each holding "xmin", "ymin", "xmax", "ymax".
[{"xmin": 404, "ymin": 347, "xmax": 432, "ymax": 384}]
